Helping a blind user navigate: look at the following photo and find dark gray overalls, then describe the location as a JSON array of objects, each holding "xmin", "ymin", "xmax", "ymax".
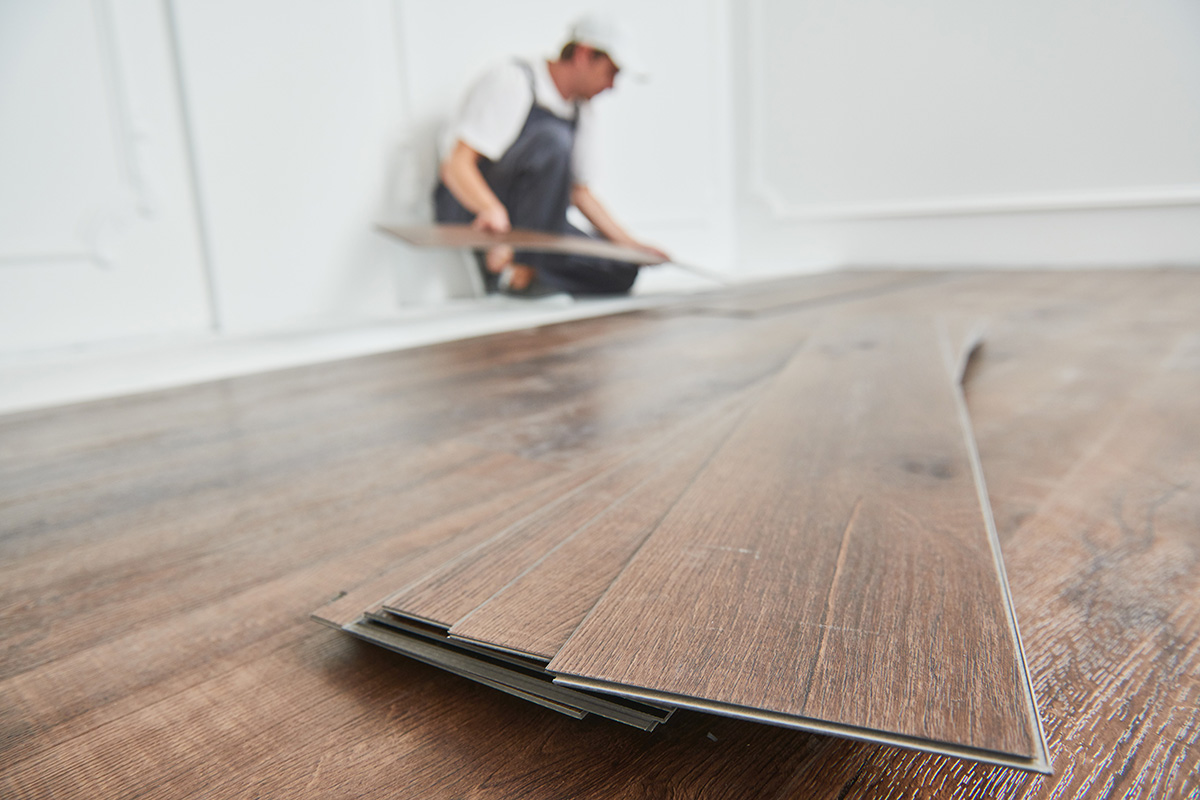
[{"xmin": 434, "ymin": 62, "xmax": 639, "ymax": 296}]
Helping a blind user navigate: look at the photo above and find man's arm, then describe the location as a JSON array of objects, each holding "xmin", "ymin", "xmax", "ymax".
[
  {"xmin": 570, "ymin": 184, "xmax": 669, "ymax": 263},
  {"xmin": 440, "ymin": 141, "xmax": 511, "ymax": 233}
]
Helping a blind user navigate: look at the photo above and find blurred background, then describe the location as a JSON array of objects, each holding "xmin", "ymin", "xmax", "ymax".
[{"xmin": 1, "ymin": 0, "xmax": 1198, "ymax": 357}]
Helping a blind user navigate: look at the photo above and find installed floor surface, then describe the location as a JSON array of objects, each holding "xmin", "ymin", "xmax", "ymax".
[{"xmin": 2, "ymin": 270, "xmax": 1198, "ymax": 798}]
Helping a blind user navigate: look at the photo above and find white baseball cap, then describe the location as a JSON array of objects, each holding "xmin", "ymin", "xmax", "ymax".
[{"xmin": 567, "ymin": 13, "xmax": 647, "ymax": 81}]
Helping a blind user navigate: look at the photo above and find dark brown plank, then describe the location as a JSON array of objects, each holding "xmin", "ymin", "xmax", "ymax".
[
  {"xmin": 550, "ymin": 315, "xmax": 1047, "ymax": 769},
  {"xmin": 817, "ymin": 281, "xmax": 1200, "ymax": 798},
  {"xmin": 381, "ymin": 390, "xmax": 757, "ymax": 629},
  {"xmin": 448, "ymin": 390, "xmax": 756, "ymax": 660},
  {"xmin": 2, "ymin": 308, "xmax": 809, "ymax": 678},
  {"xmin": 310, "ymin": 452, "xmax": 629, "ymax": 630},
  {"xmin": 808, "ymin": 329, "xmax": 1200, "ymax": 799}
]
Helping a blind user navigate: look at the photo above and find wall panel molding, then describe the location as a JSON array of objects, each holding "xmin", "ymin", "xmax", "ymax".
[
  {"xmin": 0, "ymin": 0, "xmax": 212, "ymax": 353},
  {"xmin": 0, "ymin": 0, "xmax": 155, "ymax": 269},
  {"xmin": 94, "ymin": 0, "xmax": 154, "ymax": 220},
  {"xmin": 745, "ymin": 0, "xmax": 1200, "ymax": 222}
]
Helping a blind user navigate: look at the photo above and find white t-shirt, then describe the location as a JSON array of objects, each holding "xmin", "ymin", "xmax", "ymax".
[{"xmin": 440, "ymin": 59, "xmax": 596, "ymax": 186}]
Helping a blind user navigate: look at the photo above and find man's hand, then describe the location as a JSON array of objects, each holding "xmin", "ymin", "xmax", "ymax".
[
  {"xmin": 612, "ymin": 235, "xmax": 670, "ymax": 265},
  {"xmin": 633, "ymin": 241, "xmax": 670, "ymax": 265},
  {"xmin": 441, "ymin": 141, "xmax": 511, "ymax": 234},
  {"xmin": 472, "ymin": 204, "xmax": 511, "ymax": 234},
  {"xmin": 571, "ymin": 184, "xmax": 669, "ymax": 265}
]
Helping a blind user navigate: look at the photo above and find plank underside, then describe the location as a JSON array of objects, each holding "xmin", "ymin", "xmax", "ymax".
[
  {"xmin": 347, "ymin": 621, "xmax": 586, "ymax": 719},
  {"xmin": 377, "ymin": 223, "xmax": 663, "ymax": 265},
  {"xmin": 347, "ymin": 613, "xmax": 671, "ymax": 730},
  {"xmin": 548, "ymin": 315, "xmax": 1048, "ymax": 770}
]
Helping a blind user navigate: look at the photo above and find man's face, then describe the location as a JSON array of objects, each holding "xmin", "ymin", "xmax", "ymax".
[{"xmin": 575, "ymin": 49, "xmax": 619, "ymax": 99}]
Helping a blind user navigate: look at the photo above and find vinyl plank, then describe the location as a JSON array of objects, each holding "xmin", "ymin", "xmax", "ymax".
[
  {"xmin": 378, "ymin": 222, "xmax": 666, "ymax": 265},
  {"xmin": 310, "ymin": 452, "xmax": 632, "ymax": 630},
  {"xmin": 819, "ymin": 329, "xmax": 1200, "ymax": 798},
  {"xmin": 549, "ymin": 315, "xmax": 1048, "ymax": 770},
  {"xmin": 945, "ymin": 271, "xmax": 1200, "ymax": 543},
  {"xmin": 447, "ymin": 390, "xmax": 756, "ymax": 660},
  {"xmin": 381, "ymin": 390, "xmax": 760, "ymax": 629},
  {"xmin": 9, "ymin": 313, "xmax": 809, "ymax": 670}
]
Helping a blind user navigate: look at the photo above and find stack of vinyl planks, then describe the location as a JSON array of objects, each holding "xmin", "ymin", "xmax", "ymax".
[{"xmin": 312, "ymin": 312, "xmax": 1052, "ymax": 773}]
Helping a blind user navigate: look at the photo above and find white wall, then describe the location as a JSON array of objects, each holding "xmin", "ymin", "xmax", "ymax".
[
  {"xmin": 0, "ymin": 0, "xmax": 212, "ymax": 353},
  {"xmin": 170, "ymin": 0, "xmax": 411, "ymax": 334},
  {"xmin": 732, "ymin": 0, "xmax": 1200, "ymax": 273},
  {"xmin": 5, "ymin": 1, "xmax": 1198, "ymax": 356}
]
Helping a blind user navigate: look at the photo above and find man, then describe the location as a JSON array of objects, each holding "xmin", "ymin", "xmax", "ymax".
[{"xmin": 434, "ymin": 15, "xmax": 668, "ymax": 296}]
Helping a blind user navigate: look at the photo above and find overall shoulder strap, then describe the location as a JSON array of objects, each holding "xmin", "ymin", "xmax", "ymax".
[
  {"xmin": 514, "ymin": 59, "xmax": 579, "ymax": 122},
  {"xmin": 513, "ymin": 59, "xmax": 536, "ymax": 97}
]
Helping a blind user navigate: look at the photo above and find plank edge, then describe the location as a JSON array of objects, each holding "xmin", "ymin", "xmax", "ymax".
[
  {"xmin": 936, "ymin": 321, "xmax": 1054, "ymax": 773},
  {"xmin": 551, "ymin": 675, "xmax": 1052, "ymax": 774}
]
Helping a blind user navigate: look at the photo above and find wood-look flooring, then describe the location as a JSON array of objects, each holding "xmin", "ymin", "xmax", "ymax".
[
  {"xmin": 548, "ymin": 315, "xmax": 1045, "ymax": 769},
  {"xmin": 447, "ymin": 393, "xmax": 752, "ymax": 660},
  {"xmin": 3, "ymin": 270, "xmax": 1198, "ymax": 798},
  {"xmin": 381, "ymin": 390, "xmax": 752, "ymax": 633}
]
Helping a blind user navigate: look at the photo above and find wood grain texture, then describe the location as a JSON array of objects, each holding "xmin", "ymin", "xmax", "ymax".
[
  {"xmin": 444, "ymin": 316, "xmax": 983, "ymax": 663},
  {"xmin": 453, "ymin": 310, "xmax": 811, "ymax": 470},
  {"xmin": 382, "ymin": 391, "xmax": 755, "ymax": 629},
  {"xmin": 448, "ymin": 391, "xmax": 756, "ymax": 659},
  {"xmin": 549, "ymin": 315, "xmax": 1045, "ymax": 767},
  {"xmin": 810, "ymin": 276, "xmax": 1200, "ymax": 799},
  {"xmin": 3, "ymin": 270, "xmax": 1198, "ymax": 798},
  {"xmin": 311, "ymin": 453, "xmax": 630, "ymax": 629}
]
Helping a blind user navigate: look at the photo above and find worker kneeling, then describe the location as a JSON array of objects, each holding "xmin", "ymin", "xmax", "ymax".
[{"xmin": 434, "ymin": 14, "xmax": 668, "ymax": 297}]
